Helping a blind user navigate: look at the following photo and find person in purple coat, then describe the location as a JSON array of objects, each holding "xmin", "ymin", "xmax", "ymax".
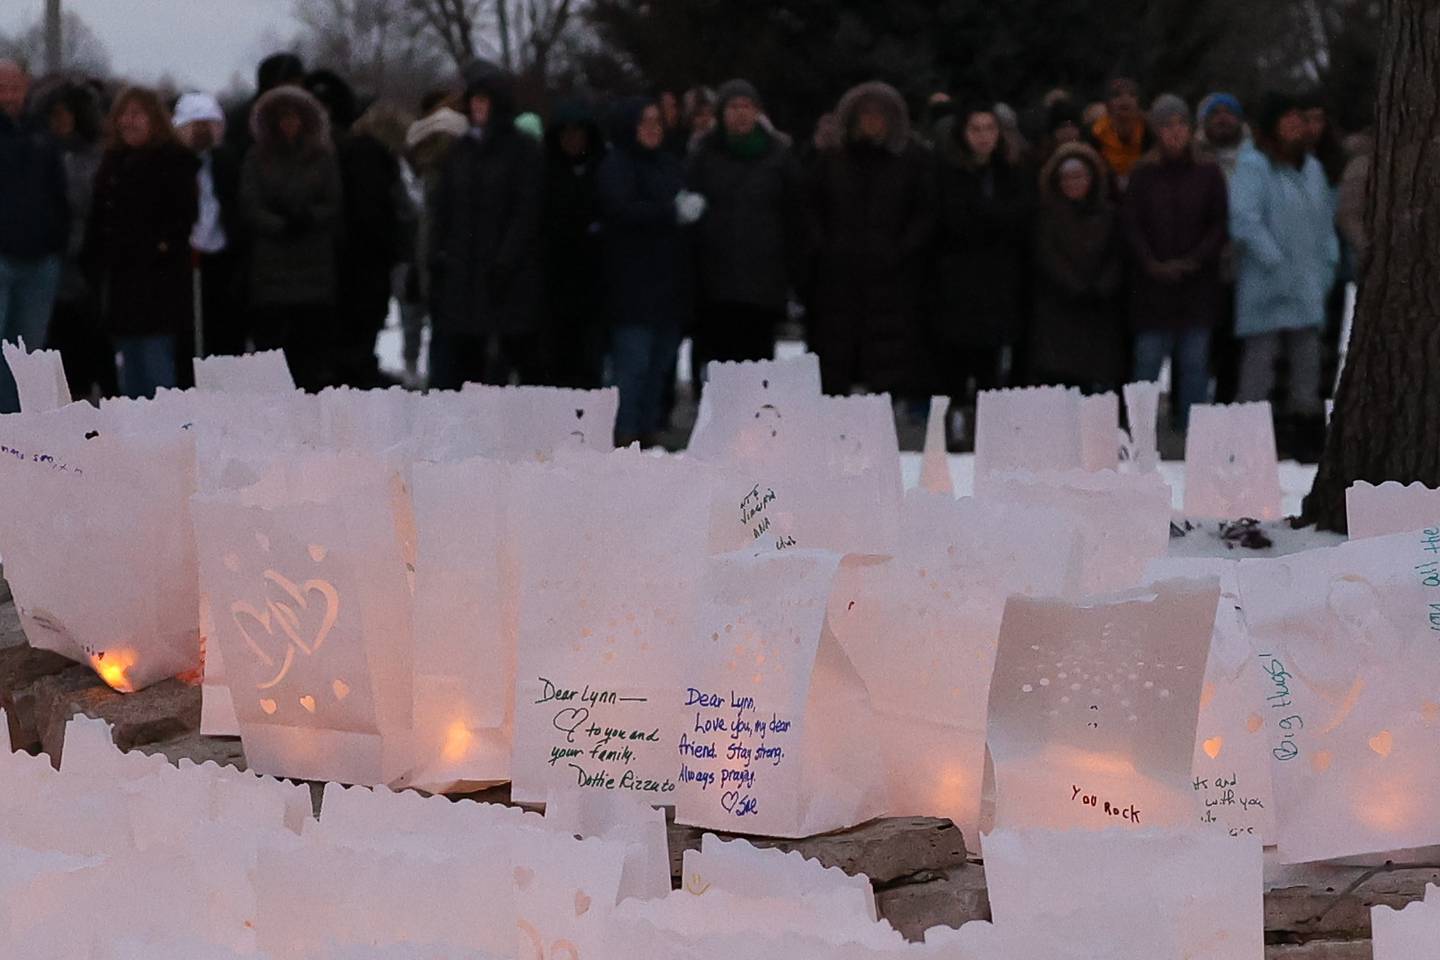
[{"xmin": 1121, "ymin": 94, "xmax": 1229, "ymax": 428}]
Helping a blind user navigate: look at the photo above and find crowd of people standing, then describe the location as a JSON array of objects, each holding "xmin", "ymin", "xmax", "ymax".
[{"xmin": 0, "ymin": 54, "xmax": 1366, "ymax": 454}]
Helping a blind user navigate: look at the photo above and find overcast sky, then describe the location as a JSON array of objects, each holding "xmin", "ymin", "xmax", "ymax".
[{"xmin": 0, "ymin": 0, "xmax": 302, "ymax": 92}]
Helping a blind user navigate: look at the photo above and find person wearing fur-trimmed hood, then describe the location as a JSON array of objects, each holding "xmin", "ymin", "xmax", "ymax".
[
  {"xmin": 240, "ymin": 84, "xmax": 342, "ymax": 391},
  {"xmin": 806, "ymin": 81, "xmax": 937, "ymax": 398}
]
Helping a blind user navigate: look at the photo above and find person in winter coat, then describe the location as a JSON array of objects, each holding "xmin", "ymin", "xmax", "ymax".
[
  {"xmin": 1028, "ymin": 141, "xmax": 1125, "ymax": 392},
  {"xmin": 173, "ymin": 92, "xmax": 246, "ymax": 371},
  {"xmin": 428, "ymin": 60, "xmax": 544, "ymax": 390},
  {"xmin": 598, "ymin": 97, "xmax": 698, "ymax": 448},
  {"xmin": 1121, "ymin": 95, "xmax": 1229, "ymax": 428},
  {"xmin": 808, "ymin": 81, "xmax": 937, "ymax": 397},
  {"xmin": 688, "ymin": 79, "xmax": 806, "ymax": 375},
  {"xmin": 87, "ymin": 86, "xmax": 199, "ymax": 399},
  {"xmin": 1087, "ymin": 77, "xmax": 1154, "ymax": 192},
  {"xmin": 931, "ymin": 102, "xmax": 1032, "ymax": 411},
  {"xmin": 0, "ymin": 59, "xmax": 70, "ymax": 413},
  {"xmin": 240, "ymin": 85, "xmax": 343, "ymax": 392},
  {"xmin": 1335, "ymin": 131, "xmax": 1373, "ymax": 275},
  {"xmin": 1194, "ymin": 91, "xmax": 1249, "ymax": 404},
  {"xmin": 402, "ymin": 101, "xmax": 468, "ymax": 388},
  {"xmin": 336, "ymin": 95, "xmax": 410, "ymax": 388},
  {"xmin": 225, "ymin": 52, "xmax": 305, "ymax": 159},
  {"xmin": 1229, "ymin": 93, "xmax": 1338, "ymax": 423},
  {"xmin": 30, "ymin": 76, "xmax": 116, "ymax": 401},
  {"xmin": 542, "ymin": 100, "xmax": 607, "ymax": 389},
  {"xmin": 1195, "ymin": 93, "xmax": 1247, "ymax": 181}
]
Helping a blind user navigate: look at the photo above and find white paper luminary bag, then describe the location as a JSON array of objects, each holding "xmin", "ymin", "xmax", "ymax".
[
  {"xmin": 1345, "ymin": 481, "xmax": 1440, "ymax": 540},
  {"xmin": 1078, "ymin": 392, "xmax": 1120, "ymax": 472},
  {"xmin": 1146, "ymin": 558, "xmax": 1277, "ymax": 842},
  {"xmin": 1236, "ymin": 533, "xmax": 1440, "ymax": 862},
  {"xmin": 983, "ymin": 827, "xmax": 1264, "ymax": 960},
  {"xmin": 688, "ymin": 353, "xmax": 823, "ymax": 460},
  {"xmin": 826, "ymin": 492, "xmax": 1082, "ymax": 847},
  {"xmin": 1122, "ymin": 381, "xmax": 1161, "ymax": 473},
  {"xmin": 986, "ymin": 579, "xmax": 1219, "ymax": 832},
  {"xmin": 2, "ymin": 337, "xmax": 70, "ymax": 413},
  {"xmin": 974, "ymin": 469, "xmax": 1173, "ymax": 596},
  {"xmin": 1183, "ymin": 403, "xmax": 1282, "ymax": 520},
  {"xmin": 544, "ymin": 789, "xmax": 671, "ymax": 902},
  {"xmin": 1372, "ymin": 885, "xmax": 1440, "ymax": 960},
  {"xmin": 674, "ymin": 549, "xmax": 884, "ymax": 837},
  {"xmin": 708, "ymin": 466, "xmax": 900, "ymax": 558},
  {"xmin": 254, "ymin": 836, "xmax": 514, "ymax": 959},
  {"xmin": 461, "ymin": 384, "xmax": 619, "ymax": 460},
  {"xmin": 320, "ymin": 386, "xmax": 419, "ymax": 452},
  {"xmin": 681, "ymin": 833, "xmax": 878, "ymax": 923},
  {"xmin": 509, "ymin": 453, "xmax": 716, "ymax": 805},
  {"xmin": 509, "ymin": 827, "xmax": 628, "ymax": 960},
  {"xmin": 0, "ymin": 404, "xmax": 200, "ymax": 690},
  {"xmin": 191, "ymin": 452, "xmax": 414, "ymax": 785},
  {"xmin": 193, "ymin": 349, "xmax": 296, "ymax": 393},
  {"xmin": 919, "ymin": 396, "xmax": 954, "ymax": 496},
  {"xmin": 407, "ymin": 457, "xmax": 514, "ymax": 792},
  {"xmin": 817, "ymin": 393, "xmax": 902, "ymax": 494},
  {"xmin": 974, "ymin": 385, "xmax": 1085, "ymax": 482}
]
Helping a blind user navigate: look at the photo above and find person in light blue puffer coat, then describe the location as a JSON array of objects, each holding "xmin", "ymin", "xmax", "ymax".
[{"xmin": 1229, "ymin": 91, "xmax": 1338, "ymax": 417}]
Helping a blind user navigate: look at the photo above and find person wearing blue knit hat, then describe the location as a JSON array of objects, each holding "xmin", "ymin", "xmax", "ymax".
[{"xmin": 1196, "ymin": 92, "xmax": 1246, "ymax": 180}]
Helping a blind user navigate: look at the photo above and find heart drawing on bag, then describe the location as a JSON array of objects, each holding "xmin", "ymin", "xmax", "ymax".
[
  {"xmin": 552, "ymin": 708, "xmax": 590, "ymax": 743},
  {"xmin": 230, "ymin": 569, "xmax": 340, "ymax": 690}
]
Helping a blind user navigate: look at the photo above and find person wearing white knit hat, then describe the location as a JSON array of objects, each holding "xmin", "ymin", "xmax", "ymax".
[{"xmin": 173, "ymin": 91, "xmax": 246, "ymax": 361}]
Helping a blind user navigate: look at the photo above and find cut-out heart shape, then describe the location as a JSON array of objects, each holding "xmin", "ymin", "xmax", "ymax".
[
  {"xmin": 1202, "ymin": 736, "xmax": 1223, "ymax": 760},
  {"xmin": 231, "ymin": 601, "xmax": 294, "ymax": 689},
  {"xmin": 332, "ymin": 679, "xmax": 350, "ymax": 701},
  {"xmin": 513, "ymin": 866, "xmax": 535, "ymax": 891},
  {"xmin": 573, "ymin": 890, "xmax": 591, "ymax": 917},
  {"xmin": 1310, "ymin": 750, "xmax": 1333, "ymax": 773},
  {"xmin": 264, "ymin": 571, "xmax": 339, "ymax": 656},
  {"xmin": 299, "ymin": 695, "xmax": 316, "ymax": 713},
  {"xmin": 1198, "ymin": 683, "xmax": 1217, "ymax": 710},
  {"xmin": 259, "ymin": 698, "xmax": 277, "ymax": 715},
  {"xmin": 574, "ymin": 408, "xmax": 584, "ymax": 419},
  {"xmin": 761, "ymin": 379, "xmax": 769, "ymax": 389},
  {"xmin": 1368, "ymin": 729, "xmax": 1393, "ymax": 757},
  {"xmin": 1246, "ymin": 712, "xmax": 1264, "ymax": 733}
]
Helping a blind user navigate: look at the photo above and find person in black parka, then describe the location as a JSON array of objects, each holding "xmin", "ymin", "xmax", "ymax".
[
  {"xmin": 542, "ymin": 100, "xmax": 607, "ymax": 389},
  {"xmin": 428, "ymin": 60, "xmax": 544, "ymax": 390},
  {"xmin": 29, "ymin": 76, "xmax": 117, "ymax": 401},
  {"xmin": 240, "ymin": 85, "xmax": 343, "ymax": 392},
  {"xmin": 87, "ymin": 87, "xmax": 200, "ymax": 399},
  {"xmin": 687, "ymin": 79, "xmax": 806, "ymax": 376},
  {"xmin": 807, "ymin": 81, "xmax": 937, "ymax": 398},
  {"xmin": 308, "ymin": 71, "xmax": 407, "ymax": 389},
  {"xmin": 932, "ymin": 102, "xmax": 1032, "ymax": 409},
  {"xmin": 597, "ymin": 97, "xmax": 694, "ymax": 447}
]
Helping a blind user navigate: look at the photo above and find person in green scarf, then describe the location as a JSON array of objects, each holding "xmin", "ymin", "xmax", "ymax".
[{"xmin": 687, "ymin": 79, "xmax": 806, "ymax": 378}]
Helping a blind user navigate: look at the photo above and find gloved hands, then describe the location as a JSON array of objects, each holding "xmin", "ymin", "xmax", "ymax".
[{"xmin": 675, "ymin": 190, "xmax": 707, "ymax": 225}]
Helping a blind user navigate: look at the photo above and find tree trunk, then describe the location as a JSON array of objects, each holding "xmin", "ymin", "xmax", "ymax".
[
  {"xmin": 44, "ymin": 0, "xmax": 63, "ymax": 73},
  {"xmin": 496, "ymin": 0, "xmax": 513, "ymax": 70},
  {"xmin": 1301, "ymin": 0, "xmax": 1440, "ymax": 532}
]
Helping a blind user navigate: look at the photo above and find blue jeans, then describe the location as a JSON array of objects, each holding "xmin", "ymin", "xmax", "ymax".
[
  {"xmin": 1133, "ymin": 327, "xmax": 1212, "ymax": 429},
  {"xmin": 0, "ymin": 255, "xmax": 62, "ymax": 413},
  {"xmin": 116, "ymin": 335, "xmax": 178, "ymax": 399},
  {"xmin": 611, "ymin": 324, "xmax": 681, "ymax": 442}
]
